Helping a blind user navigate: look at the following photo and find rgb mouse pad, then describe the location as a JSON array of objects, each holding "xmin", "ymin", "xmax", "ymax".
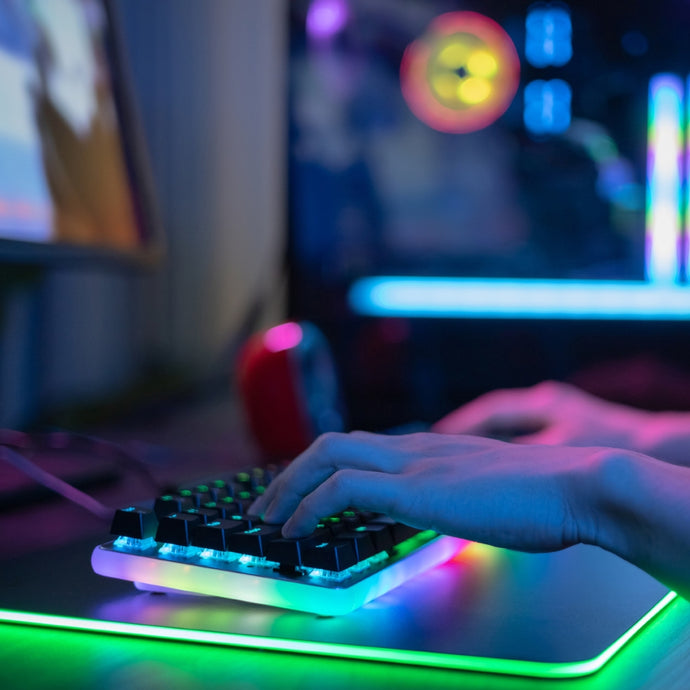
[{"xmin": 0, "ymin": 539, "xmax": 673, "ymax": 678}]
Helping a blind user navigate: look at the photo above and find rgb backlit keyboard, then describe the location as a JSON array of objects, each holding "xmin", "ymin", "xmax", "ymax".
[{"xmin": 91, "ymin": 469, "xmax": 463, "ymax": 615}]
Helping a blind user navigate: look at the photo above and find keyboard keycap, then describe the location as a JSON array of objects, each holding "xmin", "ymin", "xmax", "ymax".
[
  {"xmin": 154, "ymin": 494, "xmax": 193, "ymax": 518},
  {"xmin": 188, "ymin": 484, "xmax": 212, "ymax": 506},
  {"xmin": 110, "ymin": 507, "xmax": 157, "ymax": 540},
  {"xmin": 301, "ymin": 539, "xmax": 357, "ymax": 571},
  {"xmin": 352, "ymin": 523, "xmax": 394, "ymax": 553},
  {"xmin": 217, "ymin": 497, "xmax": 245, "ymax": 517},
  {"xmin": 209, "ymin": 480, "xmax": 232, "ymax": 501},
  {"xmin": 340, "ymin": 510, "xmax": 362, "ymax": 529},
  {"xmin": 235, "ymin": 490, "xmax": 255, "ymax": 513},
  {"xmin": 155, "ymin": 513, "xmax": 202, "ymax": 546},
  {"xmin": 338, "ymin": 530, "xmax": 377, "ymax": 561},
  {"xmin": 322, "ymin": 516, "xmax": 345, "ymax": 535},
  {"xmin": 369, "ymin": 516, "xmax": 421, "ymax": 544},
  {"xmin": 265, "ymin": 529, "xmax": 331, "ymax": 567},
  {"xmin": 183, "ymin": 507, "xmax": 219, "ymax": 524},
  {"xmin": 225, "ymin": 524, "xmax": 283, "ymax": 557},
  {"xmin": 192, "ymin": 519, "xmax": 247, "ymax": 551}
]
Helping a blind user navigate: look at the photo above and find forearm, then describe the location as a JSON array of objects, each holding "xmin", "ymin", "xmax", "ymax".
[
  {"xmin": 631, "ymin": 411, "xmax": 690, "ymax": 467},
  {"xmin": 581, "ymin": 448, "xmax": 690, "ymax": 598}
]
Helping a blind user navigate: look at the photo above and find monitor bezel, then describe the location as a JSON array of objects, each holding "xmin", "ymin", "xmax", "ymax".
[{"xmin": 0, "ymin": 0, "xmax": 164, "ymax": 270}]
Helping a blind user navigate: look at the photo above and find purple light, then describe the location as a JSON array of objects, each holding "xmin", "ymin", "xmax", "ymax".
[{"xmin": 306, "ymin": 0, "xmax": 349, "ymax": 41}]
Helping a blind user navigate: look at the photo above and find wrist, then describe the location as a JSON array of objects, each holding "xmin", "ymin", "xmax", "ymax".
[
  {"xmin": 583, "ymin": 447, "xmax": 690, "ymax": 596},
  {"xmin": 571, "ymin": 448, "xmax": 649, "ymax": 560}
]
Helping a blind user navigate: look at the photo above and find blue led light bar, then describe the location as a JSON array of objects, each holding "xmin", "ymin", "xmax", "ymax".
[{"xmin": 348, "ymin": 278, "xmax": 690, "ymax": 319}]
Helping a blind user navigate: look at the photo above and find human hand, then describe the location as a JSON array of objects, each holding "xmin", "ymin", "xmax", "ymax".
[
  {"xmin": 433, "ymin": 381, "xmax": 649, "ymax": 449},
  {"xmin": 250, "ymin": 430, "xmax": 602, "ymax": 553}
]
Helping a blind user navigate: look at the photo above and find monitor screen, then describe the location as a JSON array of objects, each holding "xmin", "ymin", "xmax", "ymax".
[
  {"xmin": 0, "ymin": 0, "xmax": 160, "ymax": 265},
  {"xmin": 287, "ymin": 0, "xmax": 690, "ymax": 427}
]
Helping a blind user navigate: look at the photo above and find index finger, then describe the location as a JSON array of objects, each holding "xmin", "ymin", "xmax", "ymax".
[
  {"xmin": 280, "ymin": 468, "xmax": 405, "ymax": 537},
  {"xmin": 249, "ymin": 431, "xmax": 399, "ymax": 519}
]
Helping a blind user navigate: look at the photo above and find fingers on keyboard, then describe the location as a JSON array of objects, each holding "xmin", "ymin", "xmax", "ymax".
[{"xmin": 111, "ymin": 469, "xmax": 422, "ymax": 574}]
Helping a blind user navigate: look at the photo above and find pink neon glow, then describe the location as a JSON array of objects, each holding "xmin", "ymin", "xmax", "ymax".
[
  {"xmin": 306, "ymin": 0, "xmax": 349, "ymax": 40},
  {"xmin": 263, "ymin": 322, "xmax": 304, "ymax": 352}
]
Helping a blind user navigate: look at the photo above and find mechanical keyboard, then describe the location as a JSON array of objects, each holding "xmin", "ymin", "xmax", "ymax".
[{"xmin": 91, "ymin": 468, "xmax": 464, "ymax": 616}]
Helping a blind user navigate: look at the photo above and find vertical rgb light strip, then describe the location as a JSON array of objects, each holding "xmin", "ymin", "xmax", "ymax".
[
  {"xmin": 646, "ymin": 74, "xmax": 684, "ymax": 284},
  {"xmin": 686, "ymin": 75, "xmax": 690, "ymax": 280}
]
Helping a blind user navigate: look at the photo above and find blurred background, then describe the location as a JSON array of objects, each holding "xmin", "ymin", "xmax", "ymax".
[
  {"xmin": 2, "ymin": 0, "xmax": 690, "ymax": 439},
  {"xmin": 0, "ymin": 0, "xmax": 287, "ymax": 429}
]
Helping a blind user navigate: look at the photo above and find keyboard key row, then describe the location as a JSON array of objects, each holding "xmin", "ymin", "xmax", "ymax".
[{"xmin": 110, "ymin": 504, "xmax": 421, "ymax": 572}]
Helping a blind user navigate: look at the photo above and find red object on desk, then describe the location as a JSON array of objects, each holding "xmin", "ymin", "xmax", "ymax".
[{"xmin": 236, "ymin": 322, "xmax": 344, "ymax": 460}]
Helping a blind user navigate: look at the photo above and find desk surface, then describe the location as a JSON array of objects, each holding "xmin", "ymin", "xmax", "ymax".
[
  {"xmin": 1, "ymin": 395, "xmax": 690, "ymax": 689},
  {"xmin": 1, "ymin": 597, "xmax": 690, "ymax": 690}
]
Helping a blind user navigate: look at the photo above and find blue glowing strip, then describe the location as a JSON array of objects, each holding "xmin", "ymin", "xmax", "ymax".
[
  {"xmin": 348, "ymin": 277, "xmax": 690, "ymax": 319},
  {"xmin": 647, "ymin": 74, "xmax": 684, "ymax": 284}
]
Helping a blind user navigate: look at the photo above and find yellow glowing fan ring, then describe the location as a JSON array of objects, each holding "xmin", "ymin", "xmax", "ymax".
[{"xmin": 401, "ymin": 11, "xmax": 520, "ymax": 133}]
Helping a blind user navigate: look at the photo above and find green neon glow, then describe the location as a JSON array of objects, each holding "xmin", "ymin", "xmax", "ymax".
[
  {"xmin": 0, "ymin": 591, "xmax": 676, "ymax": 679},
  {"xmin": 394, "ymin": 531, "xmax": 434, "ymax": 557}
]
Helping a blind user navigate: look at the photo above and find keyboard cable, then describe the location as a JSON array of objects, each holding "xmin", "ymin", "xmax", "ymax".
[{"xmin": 0, "ymin": 445, "xmax": 112, "ymax": 521}]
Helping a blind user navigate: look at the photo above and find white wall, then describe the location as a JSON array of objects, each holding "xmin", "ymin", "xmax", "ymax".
[{"xmin": 118, "ymin": 0, "xmax": 288, "ymax": 369}]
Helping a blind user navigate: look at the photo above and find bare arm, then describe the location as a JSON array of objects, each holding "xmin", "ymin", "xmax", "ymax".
[
  {"xmin": 250, "ymin": 431, "xmax": 690, "ymax": 599},
  {"xmin": 592, "ymin": 449, "xmax": 690, "ymax": 598}
]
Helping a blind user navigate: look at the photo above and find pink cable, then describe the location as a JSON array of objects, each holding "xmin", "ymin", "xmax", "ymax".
[{"xmin": 0, "ymin": 446, "xmax": 112, "ymax": 521}]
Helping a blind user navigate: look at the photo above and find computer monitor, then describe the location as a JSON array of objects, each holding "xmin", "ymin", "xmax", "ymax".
[
  {"xmin": 0, "ymin": 0, "xmax": 161, "ymax": 267},
  {"xmin": 287, "ymin": 0, "xmax": 690, "ymax": 428}
]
